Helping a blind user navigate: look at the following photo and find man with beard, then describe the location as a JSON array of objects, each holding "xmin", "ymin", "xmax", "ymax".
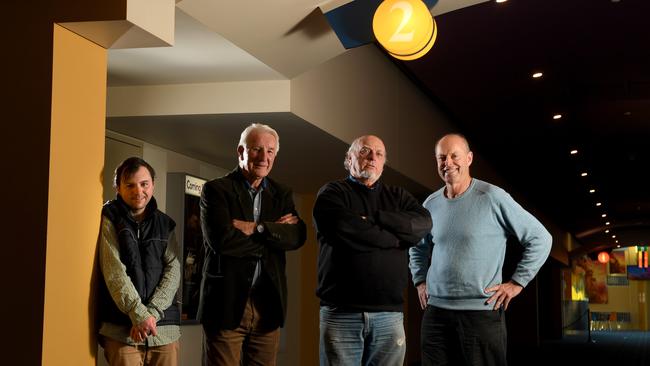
[{"xmin": 313, "ymin": 135, "xmax": 432, "ymax": 365}]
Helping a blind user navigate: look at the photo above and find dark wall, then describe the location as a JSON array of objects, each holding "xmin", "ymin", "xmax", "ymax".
[{"xmin": 2, "ymin": 3, "xmax": 53, "ymax": 365}]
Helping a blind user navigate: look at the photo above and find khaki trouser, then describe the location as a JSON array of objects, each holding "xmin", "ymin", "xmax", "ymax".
[
  {"xmin": 203, "ymin": 295, "xmax": 281, "ymax": 366},
  {"xmin": 101, "ymin": 337, "xmax": 179, "ymax": 366}
]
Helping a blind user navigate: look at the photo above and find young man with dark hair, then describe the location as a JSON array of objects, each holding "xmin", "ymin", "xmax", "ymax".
[{"xmin": 98, "ymin": 157, "xmax": 181, "ymax": 366}]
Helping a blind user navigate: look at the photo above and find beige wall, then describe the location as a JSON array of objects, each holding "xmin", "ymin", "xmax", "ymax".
[
  {"xmin": 107, "ymin": 80, "xmax": 291, "ymax": 117},
  {"xmin": 291, "ymin": 44, "xmax": 451, "ymax": 191},
  {"xmin": 43, "ymin": 24, "xmax": 107, "ymax": 366},
  {"xmin": 295, "ymin": 193, "xmax": 320, "ymax": 366}
]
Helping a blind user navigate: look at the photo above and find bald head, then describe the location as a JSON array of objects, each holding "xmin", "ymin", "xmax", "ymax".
[
  {"xmin": 435, "ymin": 133, "xmax": 473, "ymax": 189},
  {"xmin": 345, "ymin": 135, "xmax": 387, "ymax": 187},
  {"xmin": 435, "ymin": 133, "xmax": 470, "ymax": 153}
]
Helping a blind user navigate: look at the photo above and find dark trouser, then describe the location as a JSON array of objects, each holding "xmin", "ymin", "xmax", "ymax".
[{"xmin": 421, "ymin": 306, "xmax": 507, "ymax": 366}]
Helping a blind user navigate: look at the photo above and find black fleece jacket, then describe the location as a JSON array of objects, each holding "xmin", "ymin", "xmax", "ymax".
[{"xmin": 313, "ymin": 177, "xmax": 432, "ymax": 312}]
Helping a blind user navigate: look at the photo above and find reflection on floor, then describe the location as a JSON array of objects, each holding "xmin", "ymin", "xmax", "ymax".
[{"xmin": 509, "ymin": 331, "xmax": 650, "ymax": 366}]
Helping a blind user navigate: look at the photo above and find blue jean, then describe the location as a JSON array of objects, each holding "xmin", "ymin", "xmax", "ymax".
[{"xmin": 319, "ymin": 306, "xmax": 406, "ymax": 366}]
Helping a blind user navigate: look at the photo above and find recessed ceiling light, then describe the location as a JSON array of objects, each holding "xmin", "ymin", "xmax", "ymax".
[
  {"xmin": 601, "ymin": 214, "xmax": 607, "ymax": 218},
  {"xmin": 532, "ymin": 72, "xmax": 543, "ymax": 78},
  {"xmin": 589, "ymin": 189, "xmax": 596, "ymax": 193},
  {"xmin": 605, "ymin": 229, "xmax": 610, "ymax": 233},
  {"xmin": 496, "ymin": 0, "xmax": 507, "ymax": 3},
  {"xmin": 570, "ymin": 149, "xmax": 578, "ymax": 155},
  {"xmin": 612, "ymin": 235, "xmax": 616, "ymax": 239},
  {"xmin": 606, "ymin": 221, "xmax": 611, "ymax": 225},
  {"xmin": 617, "ymin": 245, "xmax": 621, "ymax": 248},
  {"xmin": 596, "ymin": 202, "xmax": 602, "ymax": 206},
  {"xmin": 581, "ymin": 172, "xmax": 588, "ymax": 177},
  {"xmin": 553, "ymin": 114, "xmax": 562, "ymax": 120}
]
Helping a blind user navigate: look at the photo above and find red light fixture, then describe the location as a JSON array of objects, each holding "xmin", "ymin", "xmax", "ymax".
[
  {"xmin": 639, "ymin": 247, "xmax": 649, "ymax": 269},
  {"xmin": 597, "ymin": 251, "xmax": 610, "ymax": 264}
]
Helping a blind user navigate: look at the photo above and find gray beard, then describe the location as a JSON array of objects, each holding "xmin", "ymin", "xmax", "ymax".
[{"xmin": 359, "ymin": 169, "xmax": 380, "ymax": 180}]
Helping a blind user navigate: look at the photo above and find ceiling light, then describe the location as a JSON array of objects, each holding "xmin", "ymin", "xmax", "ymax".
[
  {"xmin": 581, "ymin": 172, "xmax": 588, "ymax": 177},
  {"xmin": 606, "ymin": 222, "xmax": 611, "ymax": 225},
  {"xmin": 570, "ymin": 149, "xmax": 578, "ymax": 155},
  {"xmin": 589, "ymin": 189, "xmax": 596, "ymax": 193},
  {"xmin": 612, "ymin": 235, "xmax": 616, "ymax": 239},
  {"xmin": 605, "ymin": 229, "xmax": 610, "ymax": 233},
  {"xmin": 496, "ymin": 0, "xmax": 507, "ymax": 3},
  {"xmin": 532, "ymin": 72, "xmax": 543, "ymax": 78},
  {"xmin": 553, "ymin": 114, "xmax": 562, "ymax": 120},
  {"xmin": 596, "ymin": 202, "xmax": 602, "ymax": 207},
  {"xmin": 617, "ymin": 245, "xmax": 621, "ymax": 248},
  {"xmin": 601, "ymin": 214, "xmax": 607, "ymax": 218},
  {"xmin": 373, "ymin": 0, "xmax": 437, "ymax": 61}
]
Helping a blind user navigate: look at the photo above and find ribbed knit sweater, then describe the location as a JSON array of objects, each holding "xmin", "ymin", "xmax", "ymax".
[{"xmin": 409, "ymin": 178, "xmax": 552, "ymax": 310}]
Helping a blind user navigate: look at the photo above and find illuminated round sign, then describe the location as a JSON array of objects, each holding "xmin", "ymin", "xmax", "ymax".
[
  {"xmin": 597, "ymin": 251, "xmax": 610, "ymax": 264},
  {"xmin": 372, "ymin": 0, "xmax": 437, "ymax": 61}
]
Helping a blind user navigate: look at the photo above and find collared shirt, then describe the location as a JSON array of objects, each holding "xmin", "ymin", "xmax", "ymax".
[
  {"xmin": 243, "ymin": 176, "xmax": 268, "ymax": 287},
  {"xmin": 347, "ymin": 175, "xmax": 379, "ymax": 190},
  {"xmin": 243, "ymin": 177, "xmax": 267, "ymax": 223}
]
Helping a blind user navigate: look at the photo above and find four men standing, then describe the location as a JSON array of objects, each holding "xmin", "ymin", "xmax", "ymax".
[{"xmin": 98, "ymin": 129, "xmax": 552, "ymax": 366}]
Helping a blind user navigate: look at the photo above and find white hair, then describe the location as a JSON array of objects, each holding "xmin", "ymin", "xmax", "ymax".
[{"xmin": 238, "ymin": 123, "xmax": 280, "ymax": 152}]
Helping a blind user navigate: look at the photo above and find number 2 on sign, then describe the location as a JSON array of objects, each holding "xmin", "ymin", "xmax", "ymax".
[{"xmin": 389, "ymin": 1, "xmax": 414, "ymax": 43}]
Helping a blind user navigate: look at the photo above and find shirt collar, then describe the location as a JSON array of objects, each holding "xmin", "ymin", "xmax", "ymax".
[
  {"xmin": 238, "ymin": 168, "xmax": 268, "ymax": 191},
  {"xmin": 347, "ymin": 175, "xmax": 379, "ymax": 190}
]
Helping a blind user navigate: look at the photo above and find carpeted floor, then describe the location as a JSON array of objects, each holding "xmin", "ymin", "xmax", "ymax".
[{"xmin": 509, "ymin": 331, "xmax": 650, "ymax": 366}]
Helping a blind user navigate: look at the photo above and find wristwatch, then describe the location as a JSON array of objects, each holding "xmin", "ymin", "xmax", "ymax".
[{"xmin": 256, "ymin": 223, "xmax": 265, "ymax": 234}]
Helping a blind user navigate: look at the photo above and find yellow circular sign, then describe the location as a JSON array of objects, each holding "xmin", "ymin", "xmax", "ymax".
[{"xmin": 372, "ymin": 0, "xmax": 437, "ymax": 60}]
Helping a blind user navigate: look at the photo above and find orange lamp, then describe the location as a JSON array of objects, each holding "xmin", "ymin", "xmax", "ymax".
[{"xmin": 597, "ymin": 251, "xmax": 610, "ymax": 264}]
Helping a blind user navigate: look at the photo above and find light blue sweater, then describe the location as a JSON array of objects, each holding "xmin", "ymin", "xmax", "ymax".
[{"xmin": 409, "ymin": 179, "xmax": 552, "ymax": 310}]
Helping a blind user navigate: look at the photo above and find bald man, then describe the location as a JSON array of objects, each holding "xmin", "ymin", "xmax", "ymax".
[
  {"xmin": 314, "ymin": 135, "xmax": 432, "ymax": 366},
  {"xmin": 409, "ymin": 133, "xmax": 552, "ymax": 366}
]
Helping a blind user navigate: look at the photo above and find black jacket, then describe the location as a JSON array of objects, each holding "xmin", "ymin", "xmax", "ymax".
[
  {"xmin": 198, "ymin": 168, "xmax": 306, "ymax": 332},
  {"xmin": 99, "ymin": 196, "xmax": 180, "ymax": 326},
  {"xmin": 313, "ymin": 178, "xmax": 432, "ymax": 312}
]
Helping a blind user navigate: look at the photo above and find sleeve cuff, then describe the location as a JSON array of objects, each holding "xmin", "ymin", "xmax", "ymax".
[
  {"xmin": 147, "ymin": 305, "xmax": 163, "ymax": 321},
  {"xmin": 129, "ymin": 304, "xmax": 153, "ymax": 325},
  {"xmin": 412, "ymin": 276, "xmax": 426, "ymax": 287},
  {"xmin": 510, "ymin": 276, "xmax": 528, "ymax": 288}
]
